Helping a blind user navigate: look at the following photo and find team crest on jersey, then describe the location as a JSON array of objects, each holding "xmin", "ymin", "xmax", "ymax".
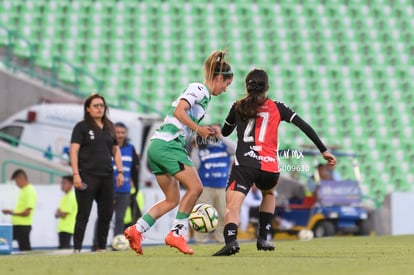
[
  {"xmin": 89, "ymin": 130, "xmax": 95, "ymax": 140},
  {"xmin": 197, "ymin": 96, "xmax": 209, "ymax": 110}
]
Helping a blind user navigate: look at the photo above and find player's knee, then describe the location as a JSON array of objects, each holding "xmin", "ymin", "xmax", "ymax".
[
  {"xmin": 195, "ymin": 184, "xmax": 203, "ymax": 196},
  {"xmin": 165, "ymin": 197, "xmax": 180, "ymax": 209},
  {"xmin": 195, "ymin": 188, "xmax": 203, "ymax": 200},
  {"xmin": 188, "ymin": 183, "xmax": 203, "ymax": 197},
  {"xmin": 164, "ymin": 201, "xmax": 179, "ymax": 212}
]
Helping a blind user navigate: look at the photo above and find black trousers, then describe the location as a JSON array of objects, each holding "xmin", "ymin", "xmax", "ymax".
[
  {"xmin": 74, "ymin": 172, "xmax": 114, "ymax": 250},
  {"xmin": 13, "ymin": 225, "xmax": 32, "ymax": 251},
  {"xmin": 92, "ymin": 192, "xmax": 130, "ymax": 250},
  {"xmin": 58, "ymin": 232, "xmax": 73, "ymax": 249}
]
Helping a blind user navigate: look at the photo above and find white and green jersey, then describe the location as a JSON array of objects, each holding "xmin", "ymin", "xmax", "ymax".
[{"xmin": 151, "ymin": 82, "xmax": 211, "ymax": 144}]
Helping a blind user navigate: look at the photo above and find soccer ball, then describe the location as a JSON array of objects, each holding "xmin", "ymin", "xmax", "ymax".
[
  {"xmin": 189, "ymin": 203, "xmax": 219, "ymax": 233},
  {"xmin": 298, "ymin": 229, "xmax": 314, "ymax": 241},
  {"xmin": 111, "ymin": 234, "xmax": 129, "ymax": 251}
]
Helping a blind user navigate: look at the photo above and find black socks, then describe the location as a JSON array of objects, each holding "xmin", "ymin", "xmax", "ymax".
[
  {"xmin": 259, "ymin": 212, "xmax": 274, "ymax": 240},
  {"xmin": 223, "ymin": 223, "xmax": 238, "ymax": 244}
]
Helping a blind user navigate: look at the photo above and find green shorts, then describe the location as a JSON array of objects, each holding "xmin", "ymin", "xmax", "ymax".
[{"xmin": 147, "ymin": 138, "xmax": 193, "ymax": 175}]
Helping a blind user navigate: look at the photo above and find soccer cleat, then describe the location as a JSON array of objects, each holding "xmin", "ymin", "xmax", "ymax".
[
  {"xmin": 256, "ymin": 238, "xmax": 275, "ymax": 251},
  {"xmin": 212, "ymin": 241, "xmax": 240, "ymax": 256},
  {"xmin": 165, "ymin": 231, "xmax": 194, "ymax": 255},
  {"xmin": 124, "ymin": 225, "xmax": 143, "ymax": 255}
]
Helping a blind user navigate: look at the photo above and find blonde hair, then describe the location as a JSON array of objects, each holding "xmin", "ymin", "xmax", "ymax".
[{"xmin": 204, "ymin": 50, "xmax": 233, "ymax": 83}]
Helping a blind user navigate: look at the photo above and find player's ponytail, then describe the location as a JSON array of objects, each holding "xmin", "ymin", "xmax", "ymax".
[
  {"xmin": 204, "ymin": 50, "xmax": 233, "ymax": 83},
  {"xmin": 235, "ymin": 69, "xmax": 269, "ymax": 120}
]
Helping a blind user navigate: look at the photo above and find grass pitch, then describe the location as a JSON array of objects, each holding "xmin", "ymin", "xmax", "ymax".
[{"xmin": 1, "ymin": 235, "xmax": 413, "ymax": 275}]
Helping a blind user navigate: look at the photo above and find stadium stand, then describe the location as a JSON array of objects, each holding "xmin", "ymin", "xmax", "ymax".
[{"xmin": 0, "ymin": 0, "xmax": 413, "ymax": 207}]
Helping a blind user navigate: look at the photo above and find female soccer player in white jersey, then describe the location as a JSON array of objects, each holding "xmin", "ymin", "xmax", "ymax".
[
  {"xmin": 124, "ymin": 50, "xmax": 233, "ymax": 255},
  {"xmin": 213, "ymin": 68, "xmax": 336, "ymax": 256}
]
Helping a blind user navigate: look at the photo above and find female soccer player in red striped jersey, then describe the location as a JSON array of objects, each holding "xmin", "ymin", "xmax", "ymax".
[{"xmin": 213, "ymin": 68, "xmax": 336, "ymax": 256}]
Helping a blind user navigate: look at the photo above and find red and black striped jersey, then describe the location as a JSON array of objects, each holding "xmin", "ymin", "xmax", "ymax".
[{"xmin": 223, "ymin": 99, "xmax": 296, "ymax": 173}]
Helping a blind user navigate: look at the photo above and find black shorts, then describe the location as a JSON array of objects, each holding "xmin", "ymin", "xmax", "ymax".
[{"xmin": 226, "ymin": 165, "xmax": 280, "ymax": 195}]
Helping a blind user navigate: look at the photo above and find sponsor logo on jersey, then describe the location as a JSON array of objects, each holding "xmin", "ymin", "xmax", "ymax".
[
  {"xmin": 244, "ymin": 150, "xmax": 276, "ymax": 162},
  {"xmin": 250, "ymin": 145, "xmax": 262, "ymax": 151}
]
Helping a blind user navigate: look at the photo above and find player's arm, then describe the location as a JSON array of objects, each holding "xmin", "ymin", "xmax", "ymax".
[
  {"xmin": 211, "ymin": 124, "xmax": 236, "ymax": 154},
  {"xmin": 291, "ymin": 115, "xmax": 336, "ymax": 166},
  {"xmin": 277, "ymin": 101, "xmax": 336, "ymax": 166},
  {"xmin": 173, "ymin": 100, "xmax": 214, "ymax": 138},
  {"xmin": 222, "ymin": 103, "xmax": 236, "ymax": 137},
  {"xmin": 291, "ymin": 115, "xmax": 327, "ymax": 153}
]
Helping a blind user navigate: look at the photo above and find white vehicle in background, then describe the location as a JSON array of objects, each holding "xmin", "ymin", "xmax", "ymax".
[
  {"xmin": 0, "ymin": 103, "xmax": 202, "ymax": 245},
  {"xmin": 0, "ymin": 102, "xmax": 162, "ymax": 188}
]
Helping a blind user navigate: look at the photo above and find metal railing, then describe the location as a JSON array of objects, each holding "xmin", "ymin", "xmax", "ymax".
[
  {"xmin": 0, "ymin": 132, "xmax": 70, "ymax": 184},
  {"xmin": 117, "ymin": 93, "xmax": 164, "ymax": 116},
  {"xmin": 1, "ymin": 159, "xmax": 67, "ymax": 184},
  {"xmin": 50, "ymin": 56, "xmax": 104, "ymax": 97},
  {"xmin": 0, "ymin": 132, "xmax": 68, "ymax": 162}
]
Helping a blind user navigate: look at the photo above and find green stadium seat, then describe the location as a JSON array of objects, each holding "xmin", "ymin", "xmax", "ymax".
[
  {"xmin": 0, "ymin": 0, "xmax": 17, "ymax": 26},
  {"xmin": 18, "ymin": 21, "xmax": 39, "ymax": 45},
  {"xmin": 13, "ymin": 38, "xmax": 33, "ymax": 59},
  {"xmin": 57, "ymin": 62, "xmax": 76, "ymax": 84},
  {"xmin": 36, "ymin": 43, "xmax": 57, "ymax": 69},
  {"xmin": 60, "ymin": 38, "xmax": 83, "ymax": 66}
]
